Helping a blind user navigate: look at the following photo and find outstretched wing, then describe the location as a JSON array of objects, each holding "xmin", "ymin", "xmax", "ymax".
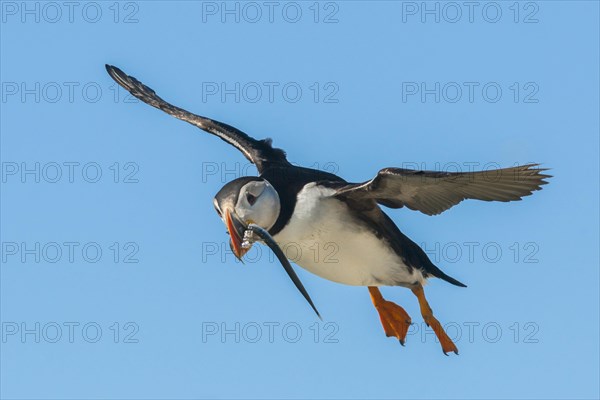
[
  {"xmin": 334, "ymin": 164, "xmax": 551, "ymax": 216},
  {"xmin": 105, "ymin": 65, "xmax": 290, "ymax": 173}
]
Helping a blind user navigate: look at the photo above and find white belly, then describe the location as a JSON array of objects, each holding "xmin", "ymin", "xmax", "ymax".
[{"xmin": 273, "ymin": 183, "xmax": 425, "ymax": 287}]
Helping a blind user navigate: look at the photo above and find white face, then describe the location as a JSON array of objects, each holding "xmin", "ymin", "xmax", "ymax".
[{"xmin": 233, "ymin": 180, "xmax": 281, "ymax": 230}]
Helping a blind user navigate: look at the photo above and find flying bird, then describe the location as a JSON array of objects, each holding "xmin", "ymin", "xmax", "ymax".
[{"xmin": 106, "ymin": 64, "xmax": 550, "ymax": 355}]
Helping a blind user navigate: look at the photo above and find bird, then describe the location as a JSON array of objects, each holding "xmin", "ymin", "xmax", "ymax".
[{"xmin": 106, "ymin": 64, "xmax": 551, "ymax": 355}]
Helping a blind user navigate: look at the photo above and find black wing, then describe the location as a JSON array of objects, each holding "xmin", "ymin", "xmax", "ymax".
[
  {"xmin": 105, "ymin": 65, "xmax": 290, "ymax": 173},
  {"xmin": 335, "ymin": 164, "xmax": 551, "ymax": 216}
]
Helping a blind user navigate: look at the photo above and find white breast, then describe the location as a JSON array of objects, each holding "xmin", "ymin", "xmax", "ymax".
[{"xmin": 273, "ymin": 183, "xmax": 425, "ymax": 287}]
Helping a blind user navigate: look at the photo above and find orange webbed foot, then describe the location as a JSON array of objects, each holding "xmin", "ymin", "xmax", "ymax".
[{"xmin": 368, "ymin": 287, "xmax": 412, "ymax": 345}]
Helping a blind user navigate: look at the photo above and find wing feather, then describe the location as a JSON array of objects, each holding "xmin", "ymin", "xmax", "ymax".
[
  {"xmin": 105, "ymin": 65, "xmax": 289, "ymax": 173},
  {"xmin": 335, "ymin": 164, "xmax": 551, "ymax": 215}
]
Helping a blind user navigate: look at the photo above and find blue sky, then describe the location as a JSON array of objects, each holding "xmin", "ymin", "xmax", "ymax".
[{"xmin": 1, "ymin": 1, "xmax": 598, "ymax": 399}]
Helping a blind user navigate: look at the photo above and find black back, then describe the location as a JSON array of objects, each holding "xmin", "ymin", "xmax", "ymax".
[{"xmin": 260, "ymin": 165, "xmax": 346, "ymax": 235}]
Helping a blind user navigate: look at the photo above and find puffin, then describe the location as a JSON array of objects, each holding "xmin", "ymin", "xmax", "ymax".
[{"xmin": 106, "ymin": 65, "xmax": 550, "ymax": 355}]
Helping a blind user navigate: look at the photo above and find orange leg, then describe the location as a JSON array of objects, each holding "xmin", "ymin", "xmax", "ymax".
[
  {"xmin": 411, "ymin": 285, "xmax": 458, "ymax": 355},
  {"xmin": 368, "ymin": 287, "xmax": 412, "ymax": 345}
]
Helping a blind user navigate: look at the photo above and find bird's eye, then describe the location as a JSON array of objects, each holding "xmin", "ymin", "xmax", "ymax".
[{"xmin": 246, "ymin": 193, "xmax": 257, "ymax": 205}]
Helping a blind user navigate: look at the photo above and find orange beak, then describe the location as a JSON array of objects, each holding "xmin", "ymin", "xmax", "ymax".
[{"xmin": 225, "ymin": 209, "xmax": 250, "ymax": 260}]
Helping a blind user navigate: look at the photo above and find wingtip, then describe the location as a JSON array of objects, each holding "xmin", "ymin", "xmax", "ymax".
[
  {"xmin": 104, "ymin": 64, "xmax": 140, "ymax": 95},
  {"xmin": 105, "ymin": 63, "xmax": 116, "ymax": 75},
  {"xmin": 105, "ymin": 64, "xmax": 124, "ymax": 80},
  {"xmin": 525, "ymin": 163, "xmax": 553, "ymax": 176},
  {"xmin": 523, "ymin": 163, "xmax": 553, "ymax": 188}
]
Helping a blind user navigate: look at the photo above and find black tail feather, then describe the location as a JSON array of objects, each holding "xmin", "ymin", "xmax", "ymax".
[{"xmin": 431, "ymin": 268, "xmax": 467, "ymax": 287}]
